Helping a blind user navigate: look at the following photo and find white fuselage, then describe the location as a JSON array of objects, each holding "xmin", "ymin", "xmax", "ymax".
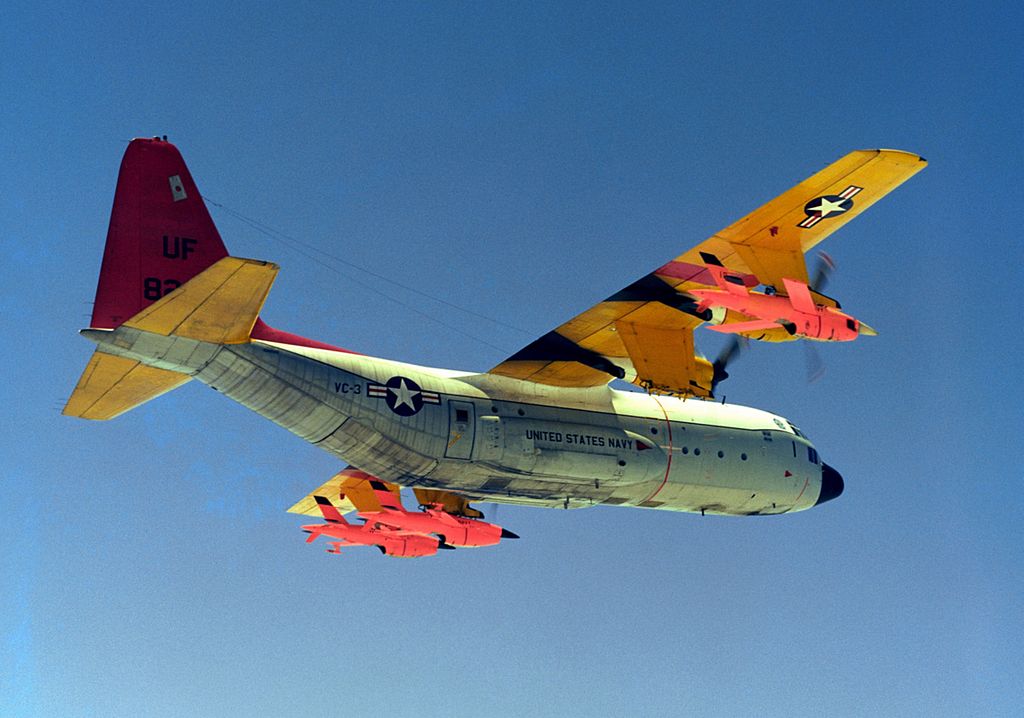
[{"xmin": 86, "ymin": 326, "xmax": 828, "ymax": 516}]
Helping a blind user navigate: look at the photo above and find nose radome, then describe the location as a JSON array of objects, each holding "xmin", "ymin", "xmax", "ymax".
[{"xmin": 815, "ymin": 463, "xmax": 845, "ymax": 505}]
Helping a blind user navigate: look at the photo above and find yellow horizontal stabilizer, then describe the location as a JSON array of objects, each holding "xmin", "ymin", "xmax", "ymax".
[
  {"xmin": 124, "ymin": 257, "xmax": 278, "ymax": 343},
  {"xmin": 63, "ymin": 350, "xmax": 191, "ymax": 420}
]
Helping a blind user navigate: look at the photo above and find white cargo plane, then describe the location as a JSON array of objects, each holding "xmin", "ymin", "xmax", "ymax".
[{"xmin": 64, "ymin": 138, "xmax": 925, "ymax": 556}]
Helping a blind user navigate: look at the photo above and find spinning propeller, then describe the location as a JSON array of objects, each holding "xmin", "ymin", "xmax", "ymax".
[
  {"xmin": 709, "ymin": 252, "xmax": 839, "ymax": 393},
  {"xmin": 711, "ymin": 335, "xmax": 747, "ymax": 395},
  {"xmin": 804, "ymin": 251, "xmax": 837, "ymax": 383},
  {"xmin": 810, "ymin": 250, "xmax": 837, "ymax": 296}
]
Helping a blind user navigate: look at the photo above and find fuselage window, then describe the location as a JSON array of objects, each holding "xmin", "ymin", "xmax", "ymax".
[
  {"xmin": 694, "ymin": 448, "xmax": 701, "ymax": 456},
  {"xmin": 741, "ymin": 453, "xmax": 748, "ymax": 461},
  {"xmin": 681, "ymin": 447, "xmax": 689, "ymax": 455},
  {"xmin": 717, "ymin": 450, "xmax": 724, "ymax": 458}
]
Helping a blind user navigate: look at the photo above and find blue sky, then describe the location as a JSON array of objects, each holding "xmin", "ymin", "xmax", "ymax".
[{"xmin": 2, "ymin": 2, "xmax": 1021, "ymax": 716}]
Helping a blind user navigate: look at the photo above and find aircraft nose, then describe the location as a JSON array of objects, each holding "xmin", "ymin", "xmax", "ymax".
[
  {"xmin": 858, "ymin": 321, "xmax": 878, "ymax": 337},
  {"xmin": 815, "ymin": 463, "xmax": 845, "ymax": 505}
]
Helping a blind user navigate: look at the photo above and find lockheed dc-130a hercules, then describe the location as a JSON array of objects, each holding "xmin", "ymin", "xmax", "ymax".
[{"xmin": 63, "ymin": 138, "xmax": 926, "ymax": 557}]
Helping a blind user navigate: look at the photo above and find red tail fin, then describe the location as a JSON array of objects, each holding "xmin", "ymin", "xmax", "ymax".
[
  {"xmin": 91, "ymin": 137, "xmax": 228, "ymax": 329},
  {"xmin": 313, "ymin": 496, "xmax": 349, "ymax": 524},
  {"xmin": 782, "ymin": 278, "xmax": 819, "ymax": 315}
]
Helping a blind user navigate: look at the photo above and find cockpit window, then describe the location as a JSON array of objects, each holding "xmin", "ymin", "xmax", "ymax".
[{"xmin": 807, "ymin": 446, "xmax": 820, "ymax": 464}]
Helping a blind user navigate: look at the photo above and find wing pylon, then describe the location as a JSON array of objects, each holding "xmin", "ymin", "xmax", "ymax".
[{"xmin": 295, "ymin": 468, "xmax": 518, "ymax": 558}]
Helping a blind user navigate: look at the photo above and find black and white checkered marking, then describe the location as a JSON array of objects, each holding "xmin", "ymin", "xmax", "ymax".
[
  {"xmin": 798, "ymin": 185, "xmax": 862, "ymax": 229},
  {"xmin": 367, "ymin": 376, "xmax": 440, "ymax": 416}
]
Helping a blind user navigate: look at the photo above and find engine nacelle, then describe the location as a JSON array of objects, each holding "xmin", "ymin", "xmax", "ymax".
[
  {"xmin": 706, "ymin": 306, "xmax": 797, "ymax": 343},
  {"xmin": 379, "ymin": 534, "xmax": 438, "ymax": 558}
]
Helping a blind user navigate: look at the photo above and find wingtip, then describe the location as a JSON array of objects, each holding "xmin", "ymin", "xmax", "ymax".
[{"xmin": 867, "ymin": 148, "xmax": 928, "ymax": 166}]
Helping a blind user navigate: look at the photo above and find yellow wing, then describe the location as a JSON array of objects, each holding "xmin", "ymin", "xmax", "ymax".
[
  {"xmin": 287, "ymin": 468, "xmax": 390, "ymax": 517},
  {"xmin": 489, "ymin": 149, "xmax": 926, "ymax": 397},
  {"xmin": 287, "ymin": 467, "xmax": 484, "ymax": 519}
]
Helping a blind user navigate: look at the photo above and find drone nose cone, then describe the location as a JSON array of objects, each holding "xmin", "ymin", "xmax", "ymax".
[
  {"xmin": 816, "ymin": 463, "xmax": 845, "ymax": 506},
  {"xmin": 500, "ymin": 528, "xmax": 520, "ymax": 539},
  {"xmin": 858, "ymin": 321, "xmax": 878, "ymax": 337}
]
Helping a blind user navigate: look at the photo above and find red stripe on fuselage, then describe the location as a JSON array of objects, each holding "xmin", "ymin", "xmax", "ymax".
[
  {"xmin": 250, "ymin": 318, "xmax": 360, "ymax": 354},
  {"xmin": 792, "ymin": 476, "xmax": 810, "ymax": 505},
  {"xmin": 640, "ymin": 394, "xmax": 674, "ymax": 504}
]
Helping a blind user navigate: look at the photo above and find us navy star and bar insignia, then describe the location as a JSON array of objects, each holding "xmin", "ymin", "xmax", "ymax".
[
  {"xmin": 798, "ymin": 185, "xmax": 863, "ymax": 228},
  {"xmin": 367, "ymin": 376, "xmax": 441, "ymax": 416}
]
